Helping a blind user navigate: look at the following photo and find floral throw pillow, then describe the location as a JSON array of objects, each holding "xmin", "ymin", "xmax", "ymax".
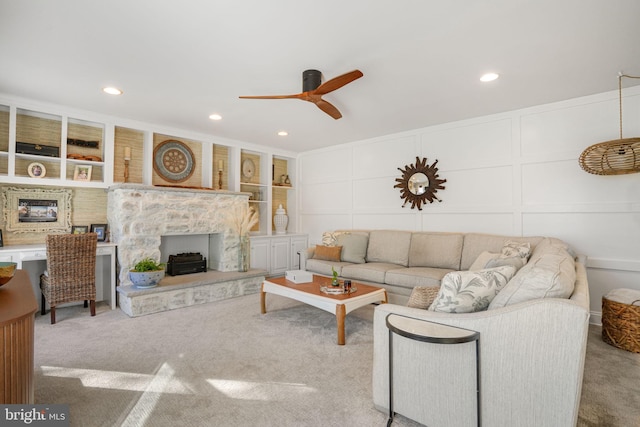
[
  {"xmin": 501, "ymin": 240, "xmax": 531, "ymax": 259},
  {"xmin": 321, "ymin": 231, "xmax": 350, "ymax": 246},
  {"xmin": 428, "ymin": 265, "xmax": 516, "ymax": 313}
]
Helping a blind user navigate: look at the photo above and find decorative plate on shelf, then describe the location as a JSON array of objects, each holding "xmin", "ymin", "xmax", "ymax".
[
  {"xmin": 153, "ymin": 140, "xmax": 195, "ymax": 183},
  {"xmin": 27, "ymin": 162, "xmax": 46, "ymax": 178},
  {"xmin": 242, "ymin": 158, "xmax": 255, "ymax": 179}
]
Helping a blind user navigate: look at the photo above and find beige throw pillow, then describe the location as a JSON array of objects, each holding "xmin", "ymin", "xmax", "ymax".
[
  {"xmin": 488, "ymin": 251, "xmax": 576, "ymax": 309},
  {"xmin": 336, "ymin": 233, "xmax": 368, "ymax": 264},
  {"xmin": 407, "ymin": 286, "xmax": 440, "ymax": 309}
]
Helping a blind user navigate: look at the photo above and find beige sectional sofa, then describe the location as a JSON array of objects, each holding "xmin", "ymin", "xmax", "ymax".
[
  {"xmin": 302, "ymin": 229, "xmax": 590, "ymax": 426},
  {"xmin": 301, "ymin": 229, "xmax": 578, "ymax": 304}
]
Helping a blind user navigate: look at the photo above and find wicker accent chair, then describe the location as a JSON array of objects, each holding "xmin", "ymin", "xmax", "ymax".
[{"xmin": 40, "ymin": 233, "xmax": 98, "ymax": 324}]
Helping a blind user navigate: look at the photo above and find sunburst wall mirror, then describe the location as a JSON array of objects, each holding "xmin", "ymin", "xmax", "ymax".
[{"xmin": 394, "ymin": 156, "xmax": 447, "ymax": 210}]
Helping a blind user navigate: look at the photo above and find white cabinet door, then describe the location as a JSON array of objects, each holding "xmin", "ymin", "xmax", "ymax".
[
  {"xmin": 270, "ymin": 237, "xmax": 290, "ymax": 275},
  {"xmin": 250, "ymin": 238, "xmax": 270, "ymax": 271},
  {"xmin": 290, "ymin": 236, "xmax": 308, "ymax": 270}
]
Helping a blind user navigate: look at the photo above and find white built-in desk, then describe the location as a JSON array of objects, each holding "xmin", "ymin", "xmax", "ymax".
[{"xmin": 0, "ymin": 242, "xmax": 117, "ymax": 310}]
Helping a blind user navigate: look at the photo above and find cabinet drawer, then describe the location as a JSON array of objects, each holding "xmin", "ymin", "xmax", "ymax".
[
  {"xmin": 20, "ymin": 251, "xmax": 47, "ymax": 260},
  {"xmin": 96, "ymin": 247, "xmax": 112, "ymax": 256}
]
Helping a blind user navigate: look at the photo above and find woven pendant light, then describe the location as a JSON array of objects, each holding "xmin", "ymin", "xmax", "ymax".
[{"xmin": 579, "ymin": 73, "xmax": 640, "ymax": 175}]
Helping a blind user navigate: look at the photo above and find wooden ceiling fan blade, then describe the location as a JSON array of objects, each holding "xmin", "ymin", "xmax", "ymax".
[
  {"xmin": 239, "ymin": 93, "xmax": 303, "ymax": 100},
  {"xmin": 315, "ymin": 99, "xmax": 342, "ymax": 120},
  {"xmin": 314, "ymin": 70, "xmax": 363, "ymax": 95},
  {"xmin": 239, "ymin": 94, "xmax": 302, "ymax": 100}
]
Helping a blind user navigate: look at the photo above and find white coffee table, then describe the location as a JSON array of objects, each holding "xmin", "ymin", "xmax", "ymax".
[{"xmin": 261, "ymin": 275, "xmax": 387, "ymax": 345}]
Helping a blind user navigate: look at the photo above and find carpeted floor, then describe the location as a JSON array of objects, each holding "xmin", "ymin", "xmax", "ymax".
[{"xmin": 33, "ymin": 294, "xmax": 640, "ymax": 426}]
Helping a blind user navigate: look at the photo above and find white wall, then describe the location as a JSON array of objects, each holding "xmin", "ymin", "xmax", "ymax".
[{"xmin": 297, "ymin": 86, "xmax": 640, "ymax": 322}]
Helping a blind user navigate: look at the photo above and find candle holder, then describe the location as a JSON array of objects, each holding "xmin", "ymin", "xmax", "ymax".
[
  {"xmin": 124, "ymin": 159, "xmax": 130, "ymax": 183},
  {"xmin": 124, "ymin": 147, "xmax": 131, "ymax": 183},
  {"xmin": 218, "ymin": 170, "xmax": 223, "ymax": 190}
]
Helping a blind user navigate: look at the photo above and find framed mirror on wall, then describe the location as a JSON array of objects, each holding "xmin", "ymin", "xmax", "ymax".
[{"xmin": 394, "ymin": 156, "xmax": 447, "ymax": 210}]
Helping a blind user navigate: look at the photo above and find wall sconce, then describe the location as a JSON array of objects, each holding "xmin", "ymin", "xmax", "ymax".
[
  {"xmin": 218, "ymin": 159, "xmax": 224, "ymax": 190},
  {"xmin": 124, "ymin": 146, "xmax": 131, "ymax": 182}
]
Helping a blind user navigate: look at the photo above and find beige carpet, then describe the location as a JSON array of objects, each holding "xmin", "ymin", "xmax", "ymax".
[{"xmin": 33, "ymin": 294, "xmax": 640, "ymax": 427}]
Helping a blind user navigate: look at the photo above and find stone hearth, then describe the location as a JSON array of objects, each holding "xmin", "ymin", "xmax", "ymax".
[
  {"xmin": 107, "ymin": 184, "xmax": 251, "ymax": 287},
  {"xmin": 108, "ymin": 184, "xmax": 267, "ymax": 317},
  {"xmin": 117, "ymin": 270, "xmax": 265, "ymax": 317}
]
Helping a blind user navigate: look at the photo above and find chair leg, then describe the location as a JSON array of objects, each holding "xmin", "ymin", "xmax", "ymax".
[
  {"xmin": 84, "ymin": 300, "xmax": 88, "ymax": 308},
  {"xmin": 90, "ymin": 300, "xmax": 96, "ymax": 317},
  {"xmin": 41, "ymin": 293, "xmax": 46, "ymax": 316},
  {"xmin": 50, "ymin": 306, "xmax": 56, "ymax": 325}
]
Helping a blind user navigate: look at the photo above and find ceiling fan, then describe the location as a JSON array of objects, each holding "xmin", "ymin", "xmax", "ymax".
[{"xmin": 239, "ymin": 69, "xmax": 363, "ymax": 120}]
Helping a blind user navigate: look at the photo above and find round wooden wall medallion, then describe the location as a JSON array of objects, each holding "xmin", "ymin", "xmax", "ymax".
[{"xmin": 153, "ymin": 140, "xmax": 195, "ymax": 183}]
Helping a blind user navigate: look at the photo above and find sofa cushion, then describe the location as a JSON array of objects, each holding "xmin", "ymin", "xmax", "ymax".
[
  {"xmin": 341, "ymin": 262, "xmax": 402, "ymax": 283},
  {"xmin": 305, "ymin": 259, "xmax": 353, "ymax": 276},
  {"xmin": 336, "ymin": 233, "xmax": 369, "ymax": 264},
  {"xmin": 407, "ymin": 286, "xmax": 440, "ymax": 309},
  {"xmin": 429, "ymin": 265, "xmax": 517, "ymax": 313},
  {"xmin": 312, "ymin": 245, "xmax": 342, "ymax": 262},
  {"xmin": 366, "ymin": 230, "xmax": 413, "ymax": 266},
  {"xmin": 489, "ymin": 250, "xmax": 576, "ymax": 309},
  {"xmin": 385, "ymin": 267, "xmax": 452, "ymax": 288},
  {"xmin": 408, "ymin": 233, "xmax": 463, "ymax": 270},
  {"xmin": 529, "ymin": 237, "xmax": 573, "ymax": 261}
]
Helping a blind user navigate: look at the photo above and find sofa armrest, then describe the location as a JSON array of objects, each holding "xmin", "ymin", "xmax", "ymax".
[
  {"xmin": 300, "ymin": 247, "xmax": 315, "ymax": 270},
  {"xmin": 373, "ymin": 293, "xmax": 590, "ymax": 426}
]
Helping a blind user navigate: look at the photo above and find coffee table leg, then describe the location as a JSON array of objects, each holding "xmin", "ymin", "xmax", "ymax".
[
  {"xmin": 336, "ymin": 304, "xmax": 346, "ymax": 345},
  {"xmin": 260, "ymin": 283, "xmax": 267, "ymax": 314}
]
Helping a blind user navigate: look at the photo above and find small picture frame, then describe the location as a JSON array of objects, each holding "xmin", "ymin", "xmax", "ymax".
[
  {"xmin": 0, "ymin": 229, "xmax": 3, "ymax": 247},
  {"xmin": 90, "ymin": 224, "xmax": 107, "ymax": 242},
  {"xmin": 28, "ymin": 162, "xmax": 46, "ymax": 178},
  {"xmin": 73, "ymin": 165, "xmax": 92, "ymax": 181},
  {"xmin": 71, "ymin": 225, "xmax": 89, "ymax": 234}
]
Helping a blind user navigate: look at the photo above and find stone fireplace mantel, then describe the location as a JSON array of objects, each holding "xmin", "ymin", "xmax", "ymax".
[{"xmin": 107, "ymin": 184, "xmax": 250, "ymax": 286}]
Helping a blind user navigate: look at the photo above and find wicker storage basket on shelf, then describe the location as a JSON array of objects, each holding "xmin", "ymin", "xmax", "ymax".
[{"xmin": 602, "ymin": 288, "xmax": 640, "ymax": 353}]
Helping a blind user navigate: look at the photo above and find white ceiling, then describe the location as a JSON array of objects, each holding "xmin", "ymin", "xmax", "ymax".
[{"xmin": 1, "ymin": 0, "xmax": 639, "ymax": 154}]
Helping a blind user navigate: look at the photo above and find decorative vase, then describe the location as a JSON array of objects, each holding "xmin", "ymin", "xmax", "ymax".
[
  {"xmin": 273, "ymin": 204, "xmax": 288, "ymax": 234},
  {"xmin": 129, "ymin": 270, "xmax": 165, "ymax": 288},
  {"xmin": 238, "ymin": 235, "xmax": 250, "ymax": 272}
]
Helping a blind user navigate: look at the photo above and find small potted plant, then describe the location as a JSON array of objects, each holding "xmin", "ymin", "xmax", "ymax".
[
  {"xmin": 129, "ymin": 257, "xmax": 165, "ymax": 288},
  {"xmin": 331, "ymin": 266, "xmax": 340, "ymax": 287}
]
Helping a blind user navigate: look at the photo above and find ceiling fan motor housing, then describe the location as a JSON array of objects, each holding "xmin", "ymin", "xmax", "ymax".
[{"xmin": 303, "ymin": 69, "xmax": 322, "ymax": 92}]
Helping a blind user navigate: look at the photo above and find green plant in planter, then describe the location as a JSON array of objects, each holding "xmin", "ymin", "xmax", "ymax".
[
  {"xmin": 131, "ymin": 257, "xmax": 165, "ymax": 272},
  {"xmin": 331, "ymin": 266, "xmax": 340, "ymax": 286},
  {"xmin": 129, "ymin": 257, "xmax": 166, "ymax": 288}
]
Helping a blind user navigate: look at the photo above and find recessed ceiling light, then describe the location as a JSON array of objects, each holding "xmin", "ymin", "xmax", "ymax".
[
  {"xmin": 209, "ymin": 114, "xmax": 222, "ymax": 121},
  {"xmin": 102, "ymin": 87, "xmax": 123, "ymax": 95},
  {"xmin": 278, "ymin": 131, "xmax": 288, "ymax": 136},
  {"xmin": 480, "ymin": 73, "xmax": 499, "ymax": 82}
]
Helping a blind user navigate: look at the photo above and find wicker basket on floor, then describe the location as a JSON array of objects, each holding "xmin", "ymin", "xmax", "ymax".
[{"xmin": 602, "ymin": 291, "xmax": 640, "ymax": 353}]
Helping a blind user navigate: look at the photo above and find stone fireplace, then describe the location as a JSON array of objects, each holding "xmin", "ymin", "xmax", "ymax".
[{"xmin": 107, "ymin": 184, "xmax": 250, "ymax": 286}]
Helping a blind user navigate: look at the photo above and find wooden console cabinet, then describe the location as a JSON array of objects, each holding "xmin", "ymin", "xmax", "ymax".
[{"xmin": 0, "ymin": 269, "xmax": 37, "ymax": 404}]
